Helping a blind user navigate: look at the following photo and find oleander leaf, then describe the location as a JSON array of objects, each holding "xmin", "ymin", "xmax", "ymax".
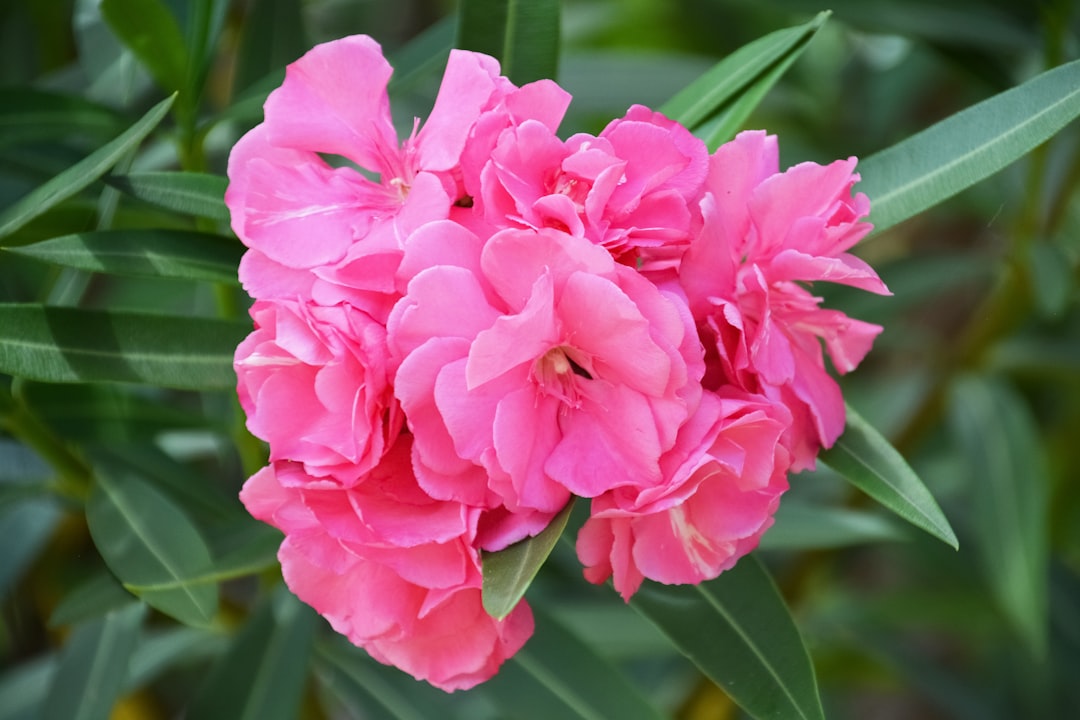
[
  {"xmin": 0, "ymin": 94, "xmax": 175, "ymax": 242},
  {"xmin": 105, "ymin": 172, "xmax": 229, "ymax": 221},
  {"xmin": 86, "ymin": 460, "xmax": 219, "ymax": 627},
  {"xmin": 6, "ymin": 229, "xmax": 241, "ymax": 284},
  {"xmin": 820, "ymin": 404, "xmax": 959, "ymax": 549},
  {"xmin": 482, "ymin": 499, "xmax": 574, "ymax": 620},
  {"xmin": 0, "ymin": 304, "xmax": 247, "ymax": 390},
  {"xmin": 632, "ymin": 556, "xmax": 824, "ymax": 720},
  {"xmin": 660, "ymin": 12, "xmax": 829, "ymax": 132},
  {"xmin": 859, "ymin": 56, "xmax": 1080, "ymax": 234}
]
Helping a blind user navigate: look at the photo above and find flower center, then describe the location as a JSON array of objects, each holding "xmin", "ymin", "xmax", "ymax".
[{"xmin": 534, "ymin": 346, "xmax": 592, "ymax": 406}]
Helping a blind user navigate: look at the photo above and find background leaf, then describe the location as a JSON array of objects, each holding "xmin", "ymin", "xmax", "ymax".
[
  {"xmin": 484, "ymin": 607, "xmax": 666, "ymax": 720},
  {"xmin": 187, "ymin": 588, "xmax": 317, "ymax": 720},
  {"xmin": 632, "ymin": 556, "xmax": 824, "ymax": 720},
  {"xmin": 457, "ymin": 0, "xmax": 560, "ymax": 83},
  {"xmin": 99, "ymin": 0, "xmax": 188, "ymax": 92},
  {"xmin": 86, "ymin": 460, "xmax": 219, "ymax": 626},
  {"xmin": 39, "ymin": 603, "xmax": 146, "ymax": 720},
  {"xmin": 0, "ymin": 94, "xmax": 174, "ymax": 242},
  {"xmin": 0, "ymin": 304, "xmax": 247, "ymax": 389},
  {"xmin": 6, "ymin": 229, "xmax": 241, "ymax": 283},
  {"xmin": 948, "ymin": 375, "xmax": 1050, "ymax": 658},
  {"xmin": 105, "ymin": 172, "xmax": 229, "ymax": 221}
]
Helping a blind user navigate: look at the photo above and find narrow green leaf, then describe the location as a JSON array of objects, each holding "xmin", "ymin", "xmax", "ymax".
[
  {"xmin": 948, "ymin": 376, "xmax": 1050, "ymax": 659},
  {"xmin": 386, "ymin": 15, "xmax": 456, "ymax": 94},
  {"xmin": 0, "ymin": 304, "xmax": 247, "ymax": 390},
  {"xmin": 660, "ymin": 12, "xmax": 829, "ymax": 131},
  {"xmin": 49, "ymin": 572, "xmax": 134, "ymax": 629},
  {"xmin": 457, "ymin": 0, "xmax": 560, "ymax": 84},
  {"xmin": 0, "ymin": 497, "xmax": 62, "ymax": 599},
  {"xmin": 457, "ymin": 0, "xmax": 510, "ymax": 60},
  {"xmin": 484, "ymin": 607, "xmax": 666, "ymax": 720},
  {"xmin": 632, "ymin": 556, "xmax": 824, "ymax": 720},
  {"xmin": 100, "ymin": 0, "xmax": 189, "ymax": 92},
  {"xmin": 819, "ymin": 404, "xmax": 959, "ymax": 549},
  {"xmin": 314, "ymin": 635, "xmax": 458, "ymax": 720},
  {"xmin": 697, "ymin": 39, "xmax": 812, "ymax": 150},
  {"xmin": 86, "ymin": 461, "xmax": 218, "ymax": 626},
  {"xmin": 188, "ymin": 588, "xmax": 317, "ymax": 720},
  {"xmin": 758, "ymin": 500, "xmax": 909, "ymax": 550},
  {"xmin": 0, "ymin": 89, "xmax": 124, "ymax": 147},
  {"xmin": 39, "ymin": 603, "xmax": 146, "ymax": 720},
  {"xmin": 6, "ymin": 229, "xmax": 242, "ymax": 283},
  {"xmin": 106, "ymin": 172, "xmax": 229, "ymax": 221},
  {"xmin": 0, "ymin": 94, "xmax": 175, "ymax": 242},
  {"xmin": 18, "ymin": 382, "xmax": 210, "ymax": 445},
  {"xmin": 503, "ymin": 0, "xmax": 560, "ymax": 84},
  {"xmin": 125, "ymin": 522, "xmax": 282, "ymax": 592},
  {"xmin": 0, "ymin": 654, "xmax": 53, "ymax": 720},
  {"xmin": 482, "ymin": 499, "xmax": 574, "ymax": 619},
  {"xmin": 859, "ymin": 57, "xmax": 1080, "ymax": 234},
  {"xmin": 232, "ymin": 0, "xmax": 306, "ymax": 95},
  {"xmin": 185, "ymin": 0, "xmax": 231, "ymax": 102}
]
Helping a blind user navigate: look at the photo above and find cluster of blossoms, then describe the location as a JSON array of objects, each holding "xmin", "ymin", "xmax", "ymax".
[{"xmin": 228, "ymin": 35, "xmax": 889, "ymax": 691}]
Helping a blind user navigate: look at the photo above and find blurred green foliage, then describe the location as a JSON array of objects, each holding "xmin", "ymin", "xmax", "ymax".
[{"xmin": 1, "ymin": 1, "xmax": 1079, "ymax": 718}]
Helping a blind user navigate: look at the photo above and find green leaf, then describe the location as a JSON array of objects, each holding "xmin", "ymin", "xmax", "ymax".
[
  {"xmin": 503, "ymin": 0, "xmax": 560, "ymax": 84},
  {"xmin": 232, "ymin": 0, "xmax": 306, "ymax": 95},
  {"xmin": 859, "ymin": 57, "xmax": 1080, "ymax": 234},
  {"xmin": 18, "ymin": 382, "xmax": 210, "ymax": 445},
  {"xmin": 0, "ymin": 94, "xmax": 175, "ymax": 243},
  {"xmin": 105, "ymin": 172, "xmax": 229, "ymax": 221},
  {"xmin": 188, "ymin": 588, "xmax": 317, "ymax": 720},
  {"xmin": 457, "ymin": 0, "xmax": 510, "ymax": 60},
  {"xmin": 86, "ymin": 461, "xmax": 218, "ymax": 626},
  {"xmin": 695, "ymin": 38, "xmax": 812, "ymax": 150},
  {"xmin": 0, "ymin": 654, "xmax": 52, "ymax": 720},
  {"xmin": 457, "ymin": 0, "xmax": 560, "ymax": 84},
  {"xmin": 659, "ymin": 12, "xmax": 829, "ymax": 132},
  {"xmin": 948, "ymin": 376, "xmax": 1050, "ymax": 659},
  {"xmin": 819, "ymin": 403, "xmax": 959, "ymax": 549},
  {"xmin": 484, "ymin": 607, "xmax": 666, "ymax": 720},
  {"xmin": 482, "ymin": 499, "xmax": 574, "ymax": 620},
  {"xmin": 49, "ymin": 572, "xmax": 134, "ymax": 629},
  {"xmin": 632, "ymin": 555, "xmax": 824, "ymax": 720},
  {"xmin": 0, "ymin": 88, "xmax": 124, "ymax": 148},
  {"xmin": 39, "ymin": 603, "xmax": 146, "ymax": 720},
  {"xmin": 758, "ymin": 500, "xmax": 909, "ymax": 551},
  {"xmin": 100, "ymin": 0, "xmax": 188, "ymax": 92},
  {"xmin": 185, "ymin": 0, "xmax": 231, "ymax": 101},
  {"xmin": 386, "ymin": 16, "xmax": 456, "ymax": 95},
  {"xmin": 0, "ymin": 497, "xmax": 62, "ymax": 599},
  {"xmin": 0, "ymin": 304, "xmax": 247, "ymax": 390},
  {"xmin": 314, "ymin": 635, "xmax": 459, "ymax": 720},
  {"xmin": 6, "ymin": 229, "xmax": 242, "ymax": 284}
]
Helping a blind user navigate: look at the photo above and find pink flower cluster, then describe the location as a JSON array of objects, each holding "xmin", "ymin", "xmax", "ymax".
[{"xmin": 228, "ymin": 35, "xmax": 889, "ymax": 691}]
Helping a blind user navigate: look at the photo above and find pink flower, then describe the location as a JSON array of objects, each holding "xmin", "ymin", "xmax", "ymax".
[
  {"xmin": 389, "ymin": 222, "xmax": 703, "ymax": 514},
  {"xmin": 477, "ymin": 105, "xmax": 708, "ymax": 269},
  {"xmin": 234, "ymin": 299, "xmax": 402, "ymax": 486},
  {"xmin": 679, "ymin": 131, "xmax": 890, "ymax": 469},
  {"xmin": 576, "ymin": 391, "xmax": 790, "ymax": 600},
  {"xmin": 226, "ymin": 34, "xmax": 571, "ymax": 313},
  {"xmin": 239, "ymin": 439, "xmax": 533, "ymax": 692}
]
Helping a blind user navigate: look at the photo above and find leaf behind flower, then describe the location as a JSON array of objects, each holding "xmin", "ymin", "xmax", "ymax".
[
  {"xmin": 632, "ymin": 555, "xmax": 825, "ymax": 720},
  {"xmin": 482, "ymin": 499, "xmax": 575, "ymax": 620}
]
